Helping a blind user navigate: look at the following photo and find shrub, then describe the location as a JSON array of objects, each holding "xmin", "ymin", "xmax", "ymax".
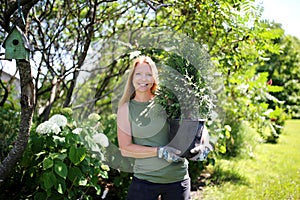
[{"xmin": 1, "ymin": 112, "xmax": 110, "ymax": 199}]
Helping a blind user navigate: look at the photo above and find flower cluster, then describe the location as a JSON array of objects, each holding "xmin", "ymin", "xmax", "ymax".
[
  {"xmin": 72, "ymin": 128, "xmax": 83, "ymax": 135},
  {"xmin": 49, "ymin": 114, "xmax": 68, "ymax": 128},
  {"xmin": 93, "ymin": 132, "xmax": 109, "ymax": 147},
  {"xmin": 33, "ymin": 112, "xmax": 110, "ymax": 198},
  {"xmin": 36, "ymin": 114, "xmax": 67, "ymax": 134},
  {"xmin": 36, "ymin": 113, "xmax": 109, "ymax": 150},
  {"xmin": 36, "ymin": 120, "xmax": 61, "ymax": 134}
]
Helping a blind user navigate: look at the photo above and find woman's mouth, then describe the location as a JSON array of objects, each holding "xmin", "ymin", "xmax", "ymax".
[{"xmin": 138, "ymin": 83, "xmax": 149, "ymax": 87}]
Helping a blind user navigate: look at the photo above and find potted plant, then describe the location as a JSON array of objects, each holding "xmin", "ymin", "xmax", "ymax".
[{"xmin": 155, "ymin": 53, "xmax": 215, "ymax": 158}]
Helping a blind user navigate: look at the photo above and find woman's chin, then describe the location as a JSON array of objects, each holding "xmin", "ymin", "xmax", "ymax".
[{"xmin": 135, "ymin": 87, "xmax": 151, "ymax": 93}]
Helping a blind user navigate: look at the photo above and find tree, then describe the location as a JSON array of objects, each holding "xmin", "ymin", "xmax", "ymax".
[
  {"xmin": 257, "ymin": 26, "xmax": 300, "ymax": 119},
  {"xmin": 0, "ymin": 0, "xmax": 39, "ymax": 185}
]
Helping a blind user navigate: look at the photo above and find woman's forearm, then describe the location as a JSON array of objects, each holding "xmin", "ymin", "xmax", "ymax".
[{"xmin": 119, "ymin": 144, "xmax": 157, "ymax": 158}]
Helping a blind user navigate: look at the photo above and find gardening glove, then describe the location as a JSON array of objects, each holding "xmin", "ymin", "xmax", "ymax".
[
  {"xmin": 189, "ymin": 126, "xmax": 213, "ymax": 161},
  {"xmin": 157, "ymin": 146, "xmax": 185, "ymax": 163}
]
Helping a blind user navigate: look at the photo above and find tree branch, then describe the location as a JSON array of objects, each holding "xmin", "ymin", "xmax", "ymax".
[{"xmin": 141, "ymin": 0, "xmax": 173, "ymax": 11}]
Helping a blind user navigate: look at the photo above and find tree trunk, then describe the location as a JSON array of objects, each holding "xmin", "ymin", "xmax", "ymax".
[{"xmin": 0, "ymin": 60, "xmax": 35, "ymax": 187}]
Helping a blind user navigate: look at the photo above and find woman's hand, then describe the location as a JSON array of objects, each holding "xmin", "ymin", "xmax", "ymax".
[
  {"xmin": 189, "ymin": 126, "xmax": 213, "ymax": 161},
  {"xmin": 157, "ymin": 146, "xmax": 185, "ymax": 163}
]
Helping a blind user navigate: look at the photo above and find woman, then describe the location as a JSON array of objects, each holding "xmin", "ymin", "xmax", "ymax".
[{"xmin": 117, "ymin": 55, "xmax": 191, "ymax": 200}]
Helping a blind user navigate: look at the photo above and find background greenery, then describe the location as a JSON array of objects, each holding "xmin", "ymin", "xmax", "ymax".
[
  {"xmin": 193, "ymin": 120, "xmax": 300, "ymax": 200},
  {"xmin": 0, "ymin": 0, "xmax": 299, "ymax": 199}
]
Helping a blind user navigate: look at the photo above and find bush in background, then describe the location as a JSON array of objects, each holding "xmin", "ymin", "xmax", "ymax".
[{"xmin": 1, "ymin": 110, "xmax": 110, "ymax": 200}]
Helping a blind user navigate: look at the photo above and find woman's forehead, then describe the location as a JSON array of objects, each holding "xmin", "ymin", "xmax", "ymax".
[{"xmin": 135, "ymin": 62, "xmax": 152, "ymax": 71}]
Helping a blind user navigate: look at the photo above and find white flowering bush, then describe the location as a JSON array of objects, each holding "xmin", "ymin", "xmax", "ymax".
[
  {"xmin": 49, "ymin": 114, "xmax": 68, "ymax": 128},
  {"xmin": 36, "ymin": 120, "xmax": 61, "ymax": 134},
  {"xmin": 20, "ymin": 112, "xmax": 110, "ymax": 199},
  {"xmin": 93, "ymin": 132, "xmax": 109, "ymax": 148}
]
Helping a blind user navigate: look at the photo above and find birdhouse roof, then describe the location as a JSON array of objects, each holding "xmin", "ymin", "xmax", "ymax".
[{"xmin": 2, "ymin": 25, "xmax": 33, "ymax": 51}]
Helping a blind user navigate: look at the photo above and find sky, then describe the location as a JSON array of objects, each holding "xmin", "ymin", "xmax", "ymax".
[{"xmin": 260, "ymin": 0, "xmax": 300, "ymax": 39}]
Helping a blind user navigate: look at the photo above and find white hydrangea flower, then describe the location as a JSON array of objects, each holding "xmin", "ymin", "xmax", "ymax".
[
  {"xmin": 36, "ymin": 121, "xmax": 61, "ymax": 135},
  {"xmin": 49, "ymin": 114, "xmax": 68, "ymax": 128},
  {"xmin": 92, "ymin": 133, "xmax": 109, "ymax": 147},
  {"xmin": 72, "ymin": 128, "xmax": 83, "ymax": 134},
  {"xmin": 88, "ymin": 113, "xmax": 101, "ymax": 122}
]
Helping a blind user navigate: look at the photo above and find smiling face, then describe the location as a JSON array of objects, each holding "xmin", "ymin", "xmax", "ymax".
[{"xmin": 132, "ymin": 62, "xmax": 154, "ymax": 93}]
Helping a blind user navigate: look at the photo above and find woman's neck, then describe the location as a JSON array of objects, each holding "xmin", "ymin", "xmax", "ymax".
[{"xmin": 133, "ymin": 92, "xmax": 154, "ymax": 102}]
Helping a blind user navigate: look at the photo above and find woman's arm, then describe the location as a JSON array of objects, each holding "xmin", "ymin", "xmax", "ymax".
[{"xmin": 117, "ymin": 103, "xmax": 157, "ymax": 158}]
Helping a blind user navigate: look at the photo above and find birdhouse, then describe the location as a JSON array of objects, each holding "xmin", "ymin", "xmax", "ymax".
[{"xmin": 2, "ymin": 25, "xmax": 32, "ymax": 61}]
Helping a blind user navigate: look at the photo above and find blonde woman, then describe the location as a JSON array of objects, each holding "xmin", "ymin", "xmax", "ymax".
[{"xmin": 117, "ymin": 55, "xmax": 191, "ymax": 200}]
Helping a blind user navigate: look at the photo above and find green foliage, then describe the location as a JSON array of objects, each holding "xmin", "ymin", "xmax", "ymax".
[
  {"xmin": 0, "ymin": 112, "xmax": 110, "ymax": 199},
  {"xmin": 220, "ymin": 67, "xmax": 285, "ymax": 146},
  {"xmin": 201, "ymin": 120, "xmax": 300, "ymax": 200},
  {"xmin": 154, "ymin": 52, "xmax": 216, "ymax": 120},
  {"xmin": 257, "ymin": 31, "xmax": 300, "ymax": 119},
  {"xmin": 0, "ymin": 106, "xmax": 20, "ymax": 161},
  {"xmin": 151, "ymin": 0, "xmax": 290, "ymax": 154}
]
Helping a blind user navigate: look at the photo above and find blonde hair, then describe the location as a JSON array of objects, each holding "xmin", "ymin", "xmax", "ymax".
[{"xmin": 118, "ymin": 55, "xmax": 159, "ymax": 107}]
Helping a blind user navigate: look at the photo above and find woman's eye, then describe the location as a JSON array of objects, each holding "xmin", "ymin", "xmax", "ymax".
[{"xmin": 147, "ymin": 74, "xmax": 152, "ymax": 77}]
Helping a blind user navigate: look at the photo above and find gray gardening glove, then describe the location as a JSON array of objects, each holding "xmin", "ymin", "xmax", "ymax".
[
  {"xmin": 189, "ymin": 126, "xmax": 213, "ymax": 161},
  {"xmin": 189, "ymin": 144, "xmax": 213, "ymax": 161},
  {"xmin": 157, "ymin": 146, "xmax": 185, "ymax": 163}
]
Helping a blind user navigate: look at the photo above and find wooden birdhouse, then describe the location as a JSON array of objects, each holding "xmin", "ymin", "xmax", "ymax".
[{"xmin": 2, "ymin": 25, "xmax": 32, "ymax": 61}]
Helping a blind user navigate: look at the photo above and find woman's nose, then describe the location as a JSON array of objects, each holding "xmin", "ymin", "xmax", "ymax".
[{"xmin": 141, "ymin": 74, "xmax": 147, "ymax": 80}]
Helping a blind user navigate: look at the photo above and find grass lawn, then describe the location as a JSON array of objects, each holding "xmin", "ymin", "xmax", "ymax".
[{"xmin": 193, "ymin": 120, "xmax": 300, "ymax": 200}]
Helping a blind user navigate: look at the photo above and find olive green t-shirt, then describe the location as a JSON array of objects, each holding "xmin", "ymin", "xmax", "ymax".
[{"xmin": 128, "ymin": 99, "xmax": 189, "ymax": 184}]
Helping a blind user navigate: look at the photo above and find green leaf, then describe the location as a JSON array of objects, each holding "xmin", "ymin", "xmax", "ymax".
[
  {"xmin": 225, "ymin": 130, "xmax": 231, "ymax": 139},
  {"xmin": 34, "ymin": 192, "xmax": 47, "ymax": 200},
  {"xmin": 42, "ymin": 172, "xmax": 57, "ymax": 189},
  {"xmin": 69, "ymin": 146, "xmax": 86, "ymax": 165},
  {"xmin": 54, "ymin": 161, "xmax": 68, "ymax": 179},
  {"xmin": 94, "ymin": 184, "xmax": 102, "ymax": 195},
  {"xmin": 31, "ymin": 135, "xmax": 45, "ymax": 153},
  {"xmin": 269, "ymin": 106, "xmax": 284, "ymax": 119},
  {"xmin": 50, "ymin": 153, "xmax": 67, "ymax": 161},
  {"xmin": 99, "ymin": 170, "xmax": 108, "ymax": 179},
  {"xmin": 90, "ymin": 175, "xmax": 99, "ymax": 185},
  {"xmin": 53, "ymin": 135, "xmax": 65, "ymax": 144},
  {"xmin": 35, "ymin": 151, "xmax": 46, "ymax": 160},
  {"xmin": 68, "ymin": 167, "xmax": 82, "ymax": 185},
  {"xmin": 267, "ymin": 85, "xmax": 283, "ymax": 92},
  {"xmin": 43, "ymin": 157, "xmax": 53, "ymax": 170},
  {"xmin": 219, "ymin": 145, "xmax": 227, "ymax": 154},
  {"xmin": 78, "ymin": 178, "xmax": 87, "ymax": 186},
  {"xmin": 57, "ymin": 183, "xmax": 63, "ymax": 194},
  {"xmin": 55, "ymin": 178, "xmax": 66, "ymax": 194}
]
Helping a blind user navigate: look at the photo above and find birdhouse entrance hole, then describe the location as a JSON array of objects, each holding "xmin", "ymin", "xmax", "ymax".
[{"xmin": 13, "ymin": 39, "xmax": 19, "ymax": 46}]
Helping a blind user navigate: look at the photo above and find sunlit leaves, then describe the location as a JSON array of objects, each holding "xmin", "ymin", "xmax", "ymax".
[
  {"xmin": 54, "ymin": 160, "xmax": 68, "ymax": 179},
  {"xmin": 43, "ymin": 157, "xmax": 53, "ymax": 170},
  {"xmin": 69, "ymin": 146, "xmax": 86, "ymax": 165}
]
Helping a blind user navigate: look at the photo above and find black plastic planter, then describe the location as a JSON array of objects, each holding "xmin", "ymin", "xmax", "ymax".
[{"xmin": 168, "ymin": 119, "xmax": 206, "ymax": 158}]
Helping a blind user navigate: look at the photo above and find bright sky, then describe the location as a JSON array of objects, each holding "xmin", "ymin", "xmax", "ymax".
[{"xmin": 260, "ymin": 0, "xmax": 300, "ymax": 39}]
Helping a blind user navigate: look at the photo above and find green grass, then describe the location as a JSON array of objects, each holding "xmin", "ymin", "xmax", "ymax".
[{"xmin": 196, "ymin": 120, "xmax": 300, "ymax": 200}]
